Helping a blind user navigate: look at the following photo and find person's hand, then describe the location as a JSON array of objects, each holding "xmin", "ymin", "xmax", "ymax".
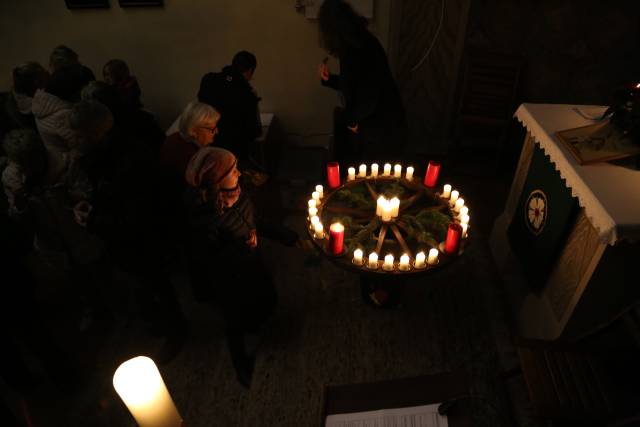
[
  {"xmin": 347, "ymin": 123, "xmax": 359, "ymax": 134},
  {"xmin": 73, "ymin": 200, "xmax": 93, "ymax": 227},
  {"xmin": 319, "ymin": 63, "xmax": 330, "ymax": 82},
  {"xmin": 246, "ymin": 229, "xmax": 258, "ymax": 248}
]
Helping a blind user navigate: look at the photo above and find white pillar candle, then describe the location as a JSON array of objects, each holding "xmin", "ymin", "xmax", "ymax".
[
  {"xmin": 394, "ymin": 164, "xmax": 402, "ymax": 178},
  {"xmin": 368, "ymin": 252, "xmax": 378, "ymax": 269},
  {"xmin": 113, "ymin": 356, "xmax": 183, "ymax": 427},
  {"xmin": 358, "ymin": 164, "xmax": 367, "ymax": 178},
  {"xmin": 406, "ymin": 166, "xmax": 414, "ymax": 181},
  {"xmin": 461, "ymin": 223, "xmax": 469, "ymax": 238},
  {"xmin": 348, "ymin": 167, "xmax": 356, "ymax": 181},
  {"xmin": 390, "ymin": 197, "xmax": 400, "ymax": 218},
  {"xmin": 458, "ymin": 206, "xmax": 469, "ymax": 219},
  {"xmin": 427, "ymin": 248, "xmax": 439, "ymax": 265},
  {"xmin": 454, "ymin": 198, "xmax": 465, "ymax": 213},
  {"xmin": 308, "ymin": 206, "xmax": 318, "ymax": 218},
  {"xmin": 460, "ymin": 214, "xmax": 470, "ymax": 225},
  {"xmin": 399, "ymin": 254, "xmax": 410, "ymax": 271},
  {"xmin": 314, "ymin": 222, "xmax": 324, "ymax": 239},
  {"xmin": 415, "ymin": 251, "xmax": 426, "ymax": 268},
  {"xmin": 308, "ymin": 199, "xmax": 316, "ymax": 209},
  {"xmin": 376, "ymin": 196, "xmax": 386, "ymax": 216},
  {"xmin": 383, "ymin": 254, "xmax": 395, "ymax": 271},
  {"xmin": 449, "ymin": 190, "xmax": 459, "ymax": 206},
  {"xmin": 312, "ymin": 191, "xmax": 320, "ymax": 203},
  {"xmin": 310, "ymin": 215, "xmax": 320, "ymax": 229},
  {"xmin": 371, "ymin": 163, "xmax": 379, "ymax": 177},
  {"xmin": 353, "ymin": 248, "xmax": 364, "ymax": 265},
  {"xmin": 381, "ymin": 199, "xmax": 392, "ymax": 222},
  {"xmin": 315, "ymin": 185, "xmax": 323, "ymax": 199},
  {"xmin": 383, "ymin": 163, "xmax": 392, "ymax": 176},
  {"xmin": 442, "ymin": 184, "xmax": 452, "ymax": 198}
]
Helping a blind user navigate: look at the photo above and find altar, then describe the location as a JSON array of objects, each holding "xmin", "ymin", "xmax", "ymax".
[{"xmin": 490, "ymin": 103, "xmax": 640, "ymax": 340}]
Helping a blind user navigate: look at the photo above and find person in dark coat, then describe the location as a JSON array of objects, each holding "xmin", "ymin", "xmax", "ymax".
[
  {"xmin": 183, "ymin": 147, "xmax": 277, "ymax": 388},
  {"xmin": 48, "ymin": 45, "xmax": 96, "ymax": 82},
  {"xmin": 197, "ymin": 51, "xmax": 262, "ymax": 167},
  {"xmin": 318, "ymin": 0, "xmax": 407, "ymax": 163}
]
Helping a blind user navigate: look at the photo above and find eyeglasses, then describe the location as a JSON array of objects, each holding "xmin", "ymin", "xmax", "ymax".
[{"xmin": 199, "ymin": 125, "xmax": 217, "ymax": 134}]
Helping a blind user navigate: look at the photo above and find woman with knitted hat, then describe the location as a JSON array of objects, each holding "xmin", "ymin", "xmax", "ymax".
[{"xmin": 184, "ymin": 146, "xmax": 276, "ymax": 388}]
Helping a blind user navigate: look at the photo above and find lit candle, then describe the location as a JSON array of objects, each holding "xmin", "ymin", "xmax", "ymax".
[
  {"xmin": 414, "ymin": 251, "xmax": 426, "ymax": 269},
  {"xmin": 390, "ymin": 197, "xmax": 400, "ymax": 218},
  {"xmin": 383, "ymin": 254, "xmax": 394, "ymax": 271},
  {"xmin": 371, "ymin": 163, "xmax": 379, "ymax": 177},
  {"xmin": 353, "ymin": 248, "xmax": 364, "ymax": 265},
  {"xmin": 315, "ymin": 185, "xmax": 324, "ymax": 199},
  {"xmin": 427, "ymin": 248, "xmax": 439, "ymax": 265},
  {"xmin": 368, "ymin": 252, "xmax": 378, "ymax": 269},
  {"xmin": 399, "ymin": 254, "xmax": 410, "ymax": 271},
  {"xmin": 314, "ymin": 222, "xmax": 324, "ymax": 239},
  {"xmin": 359, "ymin": 164, "xmax": 367, "ymax": 178},
  {"xmin": 113, "ymin": 356, "xmax": 183, "ymax": 427},
  {"xmin": 383, "ymin": 163, "xmax": 392, "ymax": 176},
  {"xmin": 329, "ymin": 222, "xmax": 344, "ymax": 255},
  {"xmin": 310, "ymin": 215, "xmax": 320, "ymax": 230},
  {"xmin": 444, "ymin": 223, "xmax": 462, "ymax": 255},
  {"xmin": 461, "ymin": 223, "xmax": 469, "ymax": 238},
  {"xmin": 348, "ymin": 167, "xmax": 356, "ymax": 181},
  {"xmin": 442, "ymin": 184, "xmax": 452, "ymax": 199},
  {"xmin": 394, "ymin": 164, "xmax": 402, "ymax": 178},
  {"xmin": 381, "ymin": 199, "xmax": 392, "ymax": 222},
  {"xmin": 308, "ymin": 206, "xmax": 318, "ymax": 218},
  {"xmin": 423, "ymin": 160, "xmax": 441, "ymax": 187},
  {"xmin": 376, "ymin": 196, "xmax": 386, "ymax": 216},
  {"xmin": 406, "ymin": 166, "xmax": 414, "ymax": 181},
  {"xmin": 327, "ymin": 162, "xmax": 340, "ymax": 189},
  {"xmin": 312, "ymin": 191, "xmax": 320, "ymax": 203},
  {"xmin": 449, "ymin": 190, "xmax": 459, "ymax": 206},
  {"xmin": 308, "ymin": 199, "xmax": 316, "ymax": 209},
  {"xmin": 454, "ymin": 198, "xmax": 465, "ymax": 213},
  {"xmin": 458, "ymin": 206, "xmax": 469, "ymax": 219},
  {"xmin": 460, "ymin": 214, "xmax": 470, "ymax": 225}
]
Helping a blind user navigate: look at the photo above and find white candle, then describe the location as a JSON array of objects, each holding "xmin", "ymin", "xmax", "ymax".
[
  {"xmin": 376, "ymin": 196, "xmax": 386, "ymax": 216},
  {"xmin": 383, "ymin": 254, "xmax": 394, "ymax": 271},
  {"xmin": 461, "ymin": 223, "xmax": 469, "ymax": 238},
  {"xmin": 113, "ymin": 356, "xmax": 183, "ymax": 427},
  {"xmin": 460, "ymin": 214, "xmax": 470, "ymax": 225},
  {"xmin": 310, "ymin": 215, "xmax": 320, "ymax": 229},
  {"xmin": 458, "ymin": 206, "xmax": 469, "ymax": 219},
  {"xmin": 442, "ymin": 184, "xmax": 452, "ymax": 198},
  {"xmin": 381, "ymin": 199, "xmax": 392, "ymax": 222},
  {"xmin": 454, "ymin": 198, "xmax": 465, "ymax": 213},
  {"xmin": 371, "ymin": 163, "xmax": 379, "ymax": 177},
  {"xmin": 399, "ymin": 254, "xmax": 410, "ymax": 271},
  {"xmin": 353, "ymin": 248, "xmax": 364, "ymax": 265},
  {"xmin": 406, "ymin": 166, "xmax": 414, "ymax": 181},
  {"xmin": 359, "ymin": 164, "xmax": 367, "ymax": 178},
  {"xmin": 415, "ymin": 251, "xmax": 426, "ymax": 268},
  {"xmin": 383, "ymin": 163, "xmax": 392, "ymax": 176},
  {"xmin": 394, "ymin": 164, "xmax": 402, "ymax": 178},
  {"xmin": 427, "ymin": 248, "xmax": 439, "ymax": 265},
  {"xmin": 390, "ymin": 197, "xmax": 400, "ymax": 218},
  {"xmin": 314, "ymin": 222, "xmax": 324, "ymax": 239},
  {"xmin": 315, "ymin": 185, "xmax": 324, "ymax": 199},
  {"xmin": 368, "ymin": 252, "xmax": 378, "ymax": 269},
  {"xmin": 348, "ymin": 167, "xmax": 356, "ymax": 181},
  {"xmin": 308, "ymin": 206, "xmax": 318, "ymax": 218},
  {"xmin": 449, "ymin": 190, "xmax": 459, "ymax": 206},
  {"xmin": 308, "ymin": 199, "xmax": 316, "ymax": 209},
  {"xmin": 312, "ymin": 191, "xmax": 320, "ymax": 203}
]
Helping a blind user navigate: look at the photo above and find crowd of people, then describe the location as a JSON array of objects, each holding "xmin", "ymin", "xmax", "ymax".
[{"xmin": 0, "ymin": 1, "xmax": 404, "ymax": 418}]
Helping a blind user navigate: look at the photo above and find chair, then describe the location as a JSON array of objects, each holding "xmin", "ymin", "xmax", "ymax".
[{"xmin": 452, "ymin": 50, "xmax": 524, "ymax": 171}]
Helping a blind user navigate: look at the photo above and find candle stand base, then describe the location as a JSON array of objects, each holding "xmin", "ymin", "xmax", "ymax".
[{"xmin": 439, "ymin": 241, "xmax": 464, "ymax": 256}]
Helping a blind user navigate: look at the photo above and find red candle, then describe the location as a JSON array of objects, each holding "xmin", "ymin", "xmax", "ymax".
[
  {"xmin": 327, "ymin": 162, "xmax": 341, "ymax": 189},
  {"xmin": 423, "ymin": 161, "xmax": 441, "ymax": 187},
  {"xmin": 329, "ymin": 222, "xmax": 344, "ymax": 255},
  {"xmin": 444, "ymin": 223, "xmax": 462, "ymax": 255}
]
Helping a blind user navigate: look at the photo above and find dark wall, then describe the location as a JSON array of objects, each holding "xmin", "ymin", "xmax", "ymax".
[{"xmin": 465, "ymin": 0, "xmax": 640, "ymax": 105}]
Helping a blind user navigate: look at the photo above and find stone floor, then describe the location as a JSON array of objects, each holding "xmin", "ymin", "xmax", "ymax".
[{"xmin": 2, "ymin": 147, "xmax": 553, "ymax": 427}]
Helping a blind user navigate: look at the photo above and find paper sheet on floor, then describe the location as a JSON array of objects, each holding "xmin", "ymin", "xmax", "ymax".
[{"xmin": 325, "ymin": 403, "xmax": 448, "ymax": 427}]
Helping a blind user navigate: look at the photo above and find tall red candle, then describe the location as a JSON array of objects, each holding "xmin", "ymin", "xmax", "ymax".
[
  {"xmin": 444, "ymin": 223, "xmax": 462, "ymax": 255},
  {"xmin": 327, "ymin": 162, "xmax": 341, "ymax": 189},
  {"xmin": 329, "ymin": 222, "xmax": 345, "ymax": 255},
  {"xmin": 423, "ymin": 161, "xmax": 441, "ymax": 187}
]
